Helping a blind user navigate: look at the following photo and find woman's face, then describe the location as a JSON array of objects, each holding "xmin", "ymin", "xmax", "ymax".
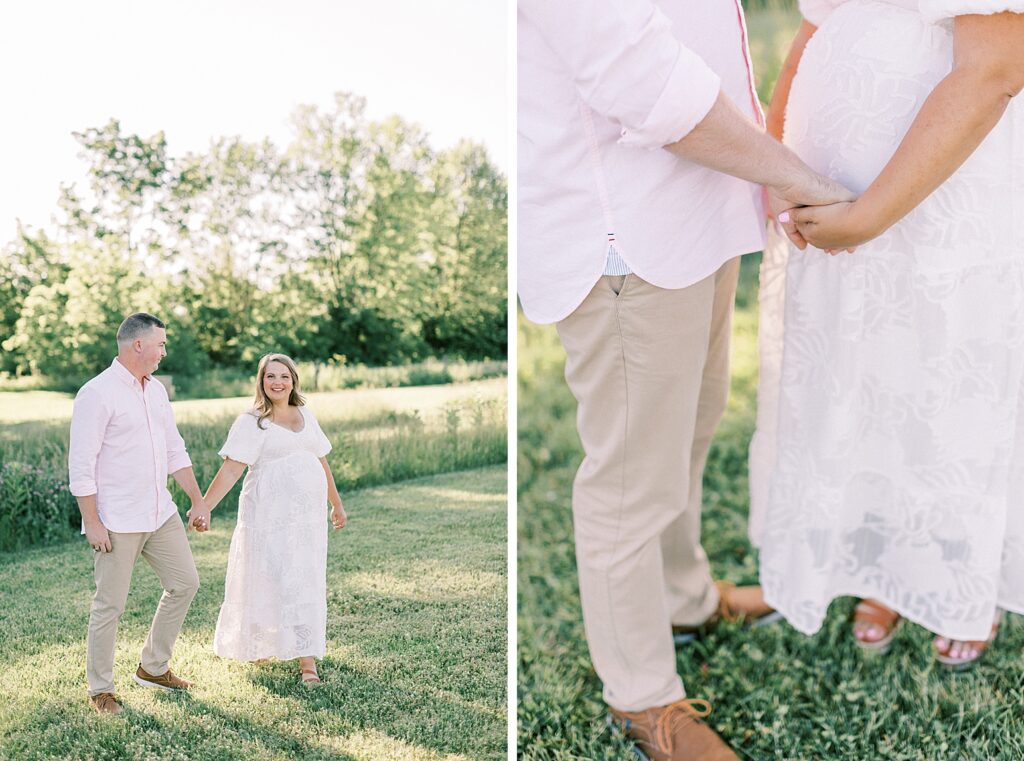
[{"xmin": 262, "ymin": 361, "xmax": 294, "ymax": 404}]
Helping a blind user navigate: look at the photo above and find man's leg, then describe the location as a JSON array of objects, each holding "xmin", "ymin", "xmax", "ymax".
[
  {"xmin": 662, "ymin": 258, "xmax": 741, "ymax": 627},
  {"xmin": 87, "ymin": 531, "xmax": 146, "ymax": 695},
  {"xmin": 138, "ymin": 514, "xmax": 200, "ymax": 677},
  {"xmin": 556, "ymin": 271, "xmax": 717, "ymax": 712}
]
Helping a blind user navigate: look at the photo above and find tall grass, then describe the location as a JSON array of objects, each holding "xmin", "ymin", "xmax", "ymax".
[
  {"xmin": 0, "ymin": 381, "xmax": 506, "ymax": 549},
  {"xmin": 0, "ymin": 358, "xmax": 508, "ymax": 401}
]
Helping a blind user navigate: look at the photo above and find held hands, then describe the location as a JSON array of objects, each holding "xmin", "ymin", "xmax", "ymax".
[
  {"xmin": 186, "ymin": 500, "xmax": 211, "ymax": 532},
  {"xmin": 778, "ymin": 200, "xmax": 877, "ymax": 253},
  {"xmin": 769, "ymin": 172, "xmax": 856, "ymax": 250},
  {"xmin": 85, "ymin": 519, "xmax": 111, "ymax": 553},
  {"xmin": 330, "ymin": 501, "xmax": 347, "ymax": 530}
]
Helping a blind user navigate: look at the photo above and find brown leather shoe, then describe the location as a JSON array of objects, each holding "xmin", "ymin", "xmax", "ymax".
[
  {"xmin": 133, "ymin": 664, "xmax": 194, "ymax": 692},
  {"xmin": 673, "ymin": 581, "xmax": 781, "ymax": 646},
  {"xmin": 89, "ymin": 692, "xmax": 123, "ymax": 715},
  {"xmin": 609, "ymin": 698, "xmax": 739, "ymax": 761}
]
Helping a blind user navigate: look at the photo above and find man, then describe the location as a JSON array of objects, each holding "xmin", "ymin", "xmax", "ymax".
[
  {"xmin": 518, "ymin": 2, "xmax": 852, "ymax": 759},
  {"xmin": 69, "ymin": 312, "xmax": 212, "ymax": 715}
]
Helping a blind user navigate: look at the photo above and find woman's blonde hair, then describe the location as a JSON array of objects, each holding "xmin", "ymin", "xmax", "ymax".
[{"xmin": 253, "ymin": 353, "xmax": 305, "ymax": 429}]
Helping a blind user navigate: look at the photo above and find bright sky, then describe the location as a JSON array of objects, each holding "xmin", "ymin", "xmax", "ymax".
[{"xmin": 0, "ymin": 0, "xmax": 508, "ymax": 242}]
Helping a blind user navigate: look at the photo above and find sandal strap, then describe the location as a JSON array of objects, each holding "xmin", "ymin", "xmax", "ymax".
[{"xmin": 853, "ymin": 600, "xmax": 900, "ymax": 628}]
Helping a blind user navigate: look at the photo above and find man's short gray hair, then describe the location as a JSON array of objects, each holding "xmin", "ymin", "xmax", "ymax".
[{"xmin": 116, "ymin": 312, "xmax": 165, "ymax": 346}]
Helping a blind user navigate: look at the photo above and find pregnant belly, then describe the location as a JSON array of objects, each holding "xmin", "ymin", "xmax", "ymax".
[
  {"xmin": 785, "ymin": 1, "xmax": 952, "ymax": 193},
  {"xmin": 241, "ymin": 453, "xmax": 327, "ymax": 527}
]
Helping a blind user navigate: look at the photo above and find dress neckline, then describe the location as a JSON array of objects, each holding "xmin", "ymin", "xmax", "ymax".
[{"xmin": 268, "ymin": 406, "xmax": 306, "ymax": 434}]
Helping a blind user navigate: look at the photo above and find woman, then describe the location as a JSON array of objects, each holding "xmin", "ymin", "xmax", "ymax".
[
  {"xmin": 750, "ymin": 1, "xmax": 1024, "ymax": 668},
  {"xmin": 202, "ymin": 353, "xmax": 347, "ymax": 684}
]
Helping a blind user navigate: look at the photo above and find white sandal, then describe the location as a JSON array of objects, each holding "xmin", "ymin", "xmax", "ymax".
[
  {"xmin": 933, "ymin": 611, "xmax": 1002, "ymax": 671},
  {"xmin": 300, "ymin": 666, "xmax": 321, "ymax": 686},
  {"xmin": 851, "ymin": 599, "xmax": 902, "ymax": 655}
]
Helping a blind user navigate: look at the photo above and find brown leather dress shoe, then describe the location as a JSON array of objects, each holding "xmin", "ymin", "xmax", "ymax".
[
  {"xmin": 89, "ymin": 692, "xmax": 123, "ymax": 715},
  {"xmin": 673, "ymin": 581, "xmax": 781, "ymax": 646},
  {"xmin": 133, "ymin": 664, "xmax": 194, "ymax": 692},
  {"xmin": 609, "ymin": 698, "xmax": 739, "ymax": 761}
]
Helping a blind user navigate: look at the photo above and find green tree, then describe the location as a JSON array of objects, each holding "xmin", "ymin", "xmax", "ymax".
[
  {"xmin": 422, "ymin": 141, "xmax": 508, "ymax": 359},
  {"xmin": 6, "ymin": 243, "xmax": 144, "ymax": 380}
]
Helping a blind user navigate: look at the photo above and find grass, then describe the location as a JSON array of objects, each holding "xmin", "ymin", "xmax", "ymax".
[
  {"xmin": 0, "ymin": 379, "xmax": 507, "ymax": 547},
  {"xmin": 0, "ymin": 466, "xmax": 507, "ymax": 761},
  {"xmin": 0, "ymin": 358, "xmax": 509, "ymax": 401},
  {"xmin": 517, "ymin": 247, "xmax": 1024, "ymax": 755}
]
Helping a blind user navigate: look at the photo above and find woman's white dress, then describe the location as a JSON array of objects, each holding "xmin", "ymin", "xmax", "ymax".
[
  {"xmin": 750, "ymin": 0, "xmax": 1024, "ymax": 640},
  {"xmin": 213, "ymin": 405, "xmax": 333, "ymax": 660}
]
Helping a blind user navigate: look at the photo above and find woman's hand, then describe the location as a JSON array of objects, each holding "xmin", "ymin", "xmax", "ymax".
[
  {"xmin": 780, "ymin": 201, "xmax": 878, "ymax": 252},
  {"xmin": 330, "ymin": 502, "xmax": 347, "ymax": 530}
]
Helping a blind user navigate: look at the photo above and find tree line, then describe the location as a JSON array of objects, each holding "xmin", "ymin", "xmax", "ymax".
[{"xmin": 0, "ymin": 92, "xmax": 507, "ymax": 383}]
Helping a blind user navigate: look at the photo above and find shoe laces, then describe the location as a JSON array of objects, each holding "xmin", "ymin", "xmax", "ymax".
[{"xmin": 655, "ymin": 698, "xmax": 712, "ymax": 751}]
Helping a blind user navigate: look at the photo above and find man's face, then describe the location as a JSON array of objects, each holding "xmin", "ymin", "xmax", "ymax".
[{"xmin": 137, "ymin": 327, "xmax": 167, "ymax": 374}]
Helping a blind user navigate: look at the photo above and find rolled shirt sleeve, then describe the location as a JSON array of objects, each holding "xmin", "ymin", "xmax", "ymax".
[
  {"xmin": 519, "ymin": 0, "xmax": 721, "ymax": 149},
  {"xmin": 162, "ymin": 392, "xmax": 192, "ymax": 474},
  {"xmin": 68, "ymin": 386, "xmax": 108, "ymax": 497}
]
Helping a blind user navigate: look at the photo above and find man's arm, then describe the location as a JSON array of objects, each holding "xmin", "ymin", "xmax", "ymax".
[
  {"xmin": 173, "ymin": 466, "xmax": 209, "ymax": 531},
  {"xmin": 161, "ymin": 395, "xmax": 208, "ymax": 530},
  {"xmin": 69, "ymin": 387, "xmax": 112, "ymax": 552},
  {"xmin": 665, "ymin": 90, "xmax": 851, "ymax": 209},
  {"xmin": 520, "ymin": 0, "xmax": 722, "ymax": 149},
  {"xmin": 520, "ymin": 0, "xmax": 852, "ymax": 245},
  {"xmin": 76, "ymin": 494, "xmax": 111, "ymax": 553}
]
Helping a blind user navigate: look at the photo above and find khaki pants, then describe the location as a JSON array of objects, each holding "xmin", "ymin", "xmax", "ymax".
[
  {"xmin": 555, "ymin": 259, "xmax": 739, "ymax": 712},
  {"xmin": 86, "ymin": 513, "xmax": 200, "ymax": 696}
]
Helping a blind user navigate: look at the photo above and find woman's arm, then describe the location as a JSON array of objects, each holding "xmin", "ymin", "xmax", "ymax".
[
  {"xmin": 320, "ymin": 457, "xmax": 347, "ymax": 529},
  {"xmin": 766, "ymin": 20, "xmax": 818, "ymax": 142},
  {"xmin": 765, "ymin": 19, "xmax": 821, "ymax": 246},
  {"xmin": 789, "ymin": 12, "xmax": 1024, "ymax": 249},
  {"xmin": 202, "ymin": 458, "xmax": 248, "ymax": 513}
]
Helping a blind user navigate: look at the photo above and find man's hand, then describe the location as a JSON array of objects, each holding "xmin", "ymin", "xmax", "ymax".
[
  {"xmin": 330, "ymin": 502, "xmax": 347, "ymax": 531},
  {"xmin": 85, "ymin": 519, "xmax": 111, "ymax": 553},
  {"xmin": 186, "ymin": 501, "xmax": 211, "ymax": 532},
  {"xmin": 769, "ymin": 174, "xmax": 857, "ymax": 250},
  {"xmin": 782, "ymin": 201, "xmax": 877, "ymax": 251}
]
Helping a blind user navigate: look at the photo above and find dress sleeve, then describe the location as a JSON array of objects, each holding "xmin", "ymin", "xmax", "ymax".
[
  {"xmin": 306, "ymin": 408, "xmax": 332, "ymax": 458},
  {"xmin": 798, "ymin": 0, "xmax": 844, "ymax": 26},
  {"xmin": 218, "ymin": 413, "xmax": 266, "ymax": 466},
  {"xmin": 919, "ymin": 0, "xmax": 1024, "ymax": 23},
  {"xmin": 518, "ymin": 0, "xmax": 721, "ymax": 149}
]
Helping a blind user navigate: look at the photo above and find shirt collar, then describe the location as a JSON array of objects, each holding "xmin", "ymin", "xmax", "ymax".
[{"xmin": 110, "ymin": 357, "xmax": 150, "ymax": 389}]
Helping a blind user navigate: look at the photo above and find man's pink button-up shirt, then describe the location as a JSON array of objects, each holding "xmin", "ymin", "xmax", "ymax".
[
  {"xmin": 518, "ymin": 0, "xmax": 768, "ymax": 324},
  {"xmin": 69, "ymin": 358, "xmax": 191, "ymax": 533}
]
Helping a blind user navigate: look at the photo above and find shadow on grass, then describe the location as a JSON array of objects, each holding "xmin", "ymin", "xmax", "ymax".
[
  {"xmin": 0, "ymin": 690, "xmax": 360, "ymax": 761},
  {"xmin": 246, "ymin": 656, "xmax": 503, "ymax": 758},
  {"xmin": 0, "ymin": 467, "xmax": 507, "ymax": 759}
]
